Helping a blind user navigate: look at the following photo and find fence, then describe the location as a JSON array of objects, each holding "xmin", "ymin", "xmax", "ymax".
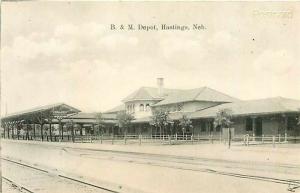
[{"xmin": 2, "ymin": 133, "xmax": 300, "ymax": 146}]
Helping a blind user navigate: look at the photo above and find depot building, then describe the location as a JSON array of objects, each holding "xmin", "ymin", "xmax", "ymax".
[{"xmin": 1, "ymin": 78, "xmax": 300, "ymax": 140}]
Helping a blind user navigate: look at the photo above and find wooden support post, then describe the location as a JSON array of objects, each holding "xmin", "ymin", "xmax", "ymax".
[
  {"xmin": 26, "ymin": 124, "xmax": 29, "ymax": 140},
  {"xmin": 72, "ymin": 126, "xmax": 75, "ymax": 143},
  {"xmin": 33, "ymin": 124, "xmax": 36, "ymax": 140},
  {"xmin": 3, "ymin": 124, "xmax": 6, "ymax": 139},
  {"xmin": 272, "ymin": 135, "xmax": 275, "ymax": 148},
  {"xmin": 11, "ymin": 123, "xmax": 15, "ymax": 139},
  {"xmin": 80, "ymin": 125, "xmax": 83, "ymax": 136},
  {"xmin": 284, "ymin": 115, "xmax": 288, "ymax": 142},
  {"xmin": 40, "ymin": 124, "xmax": 44, "ymax": 141},
  {"xmin": 285, "ymin": 133, "xmax": 287, "ymax": 142},
  {"xmin": 278, "ymin": 134, "xmax": 281, "ymax": 143},
  {"xmin": 246, "ymin": 134, "xmax": 249, "ymax": 146},
  {"xmin": 49, "ymin": 123, "xmax": 52, "ymax": 142},
  {"xmin": 59, "ymin": 120, "xmax": 63, "ymax": 140},
  {"xmin": 262, "ymin": 135, "xmax": 264, "ymax": 144},
  {"xmin": 17, "ymin": 125, "xmax": 20, "ymax": 140},
  {"xmin": 139, "ymin": 134, "xmax": 142, "ymax": 146},
  {"xmin": 7, "ymin": 124, "xmax": 10, "ymax": 139},
  {"xmin": 252, "ymin": 117, "xmax": 256, "ymax": 141},
  {"xmin": 168, "ymin": 135, "xmax": 171, "ymax": 145}
]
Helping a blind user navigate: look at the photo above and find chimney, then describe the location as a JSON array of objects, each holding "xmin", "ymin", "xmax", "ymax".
[{"xmin": 157, "ymin": 78, "xmax": 164, "ymax": 96}]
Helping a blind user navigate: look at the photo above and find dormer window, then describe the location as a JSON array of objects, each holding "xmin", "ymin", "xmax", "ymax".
[
  {"xmin": 139, "ymin": 104, "xmax": 144, "ymax": 111},
  {"xmin": 146, "ymin": 104, "xmax": 150, "ymax": 111}
]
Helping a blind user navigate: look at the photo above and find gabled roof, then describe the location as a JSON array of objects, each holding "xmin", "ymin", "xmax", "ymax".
[
  {"xmin": 2, "ymin": 103, "xmax": 81, "ymax": 120},
  {"xmin": 190, "ymin": 97, "xmax": 300, "ymax": 119},
  {"xmin": 153, "ymin": 87, "xmax": 239, "ymax": 106},
  {"xmin": 122, "ymin": 87, "xmax": 181, "ymax": 102},
  {"xmin": 104, "ymin": 104, "xmax": 125, "ymax": 113}
]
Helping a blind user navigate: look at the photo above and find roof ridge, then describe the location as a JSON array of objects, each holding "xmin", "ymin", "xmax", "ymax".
[
  {"xmin": 192, "ymin": 87, "xmax": 207, "ymax": 101},
  {"xmin": 204, "ymin": 87, "xmax": 240, "ymax": 101}
]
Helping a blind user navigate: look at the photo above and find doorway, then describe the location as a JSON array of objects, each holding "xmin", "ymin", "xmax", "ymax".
[{"xmin": 255, "ymin": 117, "xmax": 263, "ymax": 136}]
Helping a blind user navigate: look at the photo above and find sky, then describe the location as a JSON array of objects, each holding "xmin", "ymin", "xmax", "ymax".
[{"xmin": 1, "ymin": 1, "xmax": 300, "ymax": 115}]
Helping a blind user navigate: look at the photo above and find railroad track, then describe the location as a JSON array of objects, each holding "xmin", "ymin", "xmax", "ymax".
[
  {"xmin": 62, "ymin": 147, "xmax": 300, "ymax": 192},
  {"xmin": 2, "ymin": 176, "xmax": 34, "ymax": 193},
  {"xmin": 3, "ymin": 142, "xmax": 300, "ymax": 192},
  {"xmin": 2, "ymin": 157, "xmax": 122, "ymax": 193},
  {"xmin": 64, "ymin": 145, "xmax": 300, "ymax": 170}
]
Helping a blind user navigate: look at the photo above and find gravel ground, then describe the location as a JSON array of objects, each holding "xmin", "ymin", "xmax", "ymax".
[
  {"xmin": 2, "ymin": 140, "xmax": 299, "ymax": 193},
  {"xmin": 4, "ymin": 139, "xmax": 299, "ymax": 165},
  {"xmin": 2, "ymin": 160, "xmax": 115, "ymax": 193},
  {"xmin": 2, "ymin": 180, "xmax": 22, "ymax": 193}
]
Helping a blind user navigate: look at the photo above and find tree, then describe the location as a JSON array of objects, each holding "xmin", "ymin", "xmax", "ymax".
[
  {"xmin": 95, "ymin": 112, "xmax": 105, "ymax": 135},
  {"xmin": 213, "ymin": 108, "xmax": 233, "ymax": 129},
  {"xmin": 179, "ymin": 114, "xmax": 193, "ymax": 136},
  {"xmin": 44, "ymin": 110, "xmax": 55, "ymax": 141},
  {"xmin": 65, "ymin": 119, "xmax": 75, "ymax": 142},
  {"xmin": 116, "ymin": 111, "xmax": 134, "ymax": 135},
  {"xmin": 214, "ymin": 108, "xmax": 233, "ymax": 148},
  {"xmin": 150, "ymin": 109, "xmax": 172, "ymax": 138}
]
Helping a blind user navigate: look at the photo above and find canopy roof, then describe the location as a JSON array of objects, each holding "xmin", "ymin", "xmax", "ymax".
[
  {"xmin": 190, "ymin": 97, "xmax": 300, "ymax": 119},
  {"xmin": 1, "ymin": 103, "xmax": 81, "ymax": 122},
  {"xmin": 104, "ymin": 104, "xmax": 125, "ymax": 113},
  {"xmin": 69, "ymin": 112, "xmax": 117, "ymax": 120},
  {"xmin": 62, "ymin": 112, "xmax": 117, "ymax": 125}
]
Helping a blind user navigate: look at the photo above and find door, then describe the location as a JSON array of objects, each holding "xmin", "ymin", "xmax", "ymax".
[{"xmin": 255, "ymin": 117, "xmax": 263, "ymax": 136}]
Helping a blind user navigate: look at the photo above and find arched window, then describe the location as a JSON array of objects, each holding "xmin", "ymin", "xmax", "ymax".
[
  {"xmin": 139, "ymin": 104, "xmax": 144, "ymax": 111},
  {"xmin": 126, "ymin": 105, "xmax": 130, "ymax": 113},
  {"xmin": 146, "ymin": 104, "xmax": 150, "ymax": 111}
]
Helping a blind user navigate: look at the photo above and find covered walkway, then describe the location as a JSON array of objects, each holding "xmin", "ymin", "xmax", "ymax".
[{"xmin": 1, "ymin": 103, "xmax": 81, "ymax": 141}]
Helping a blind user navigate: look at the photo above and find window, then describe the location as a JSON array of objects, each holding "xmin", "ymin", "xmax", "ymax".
[
  {"xmin": 145, "ymin": 104, "xmax": 150, "ymax": 112},
  {"xmin": 216, "ymin": 125, "xmax": 221, "ymax": 132},
  {"xmin": 287, "ymin": 117, "xmax": 297, "ymax": 130},
  {"xmin": 172, "ymin": 106, "xmax": 177, "ymax": 112},
  {"xmin": 177, "ymin": 103, "xmax": 183, "ymax": 111},
  {"xmin": 200, "ymin": 122, "xmax": 206, "ymax": 132},
  {"xmin": 246, "ymin": 118, "xmax": 252, "ymax": 131},
  {"xmin": 208, "ymin": 121, "xmax": 214, "ymax": 132},
  {"xmin": 139, "ymin": 104, "xmax": 144, "ymax": 111}
]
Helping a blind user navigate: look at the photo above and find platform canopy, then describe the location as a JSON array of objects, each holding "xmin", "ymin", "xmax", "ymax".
[
  {"xmin": 1, "ymin": 103, "xmax": 81, "ymax": 124},
  {"xmin": 63, "ymin": 112, "xmax": 117, "ymax": 125}
]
